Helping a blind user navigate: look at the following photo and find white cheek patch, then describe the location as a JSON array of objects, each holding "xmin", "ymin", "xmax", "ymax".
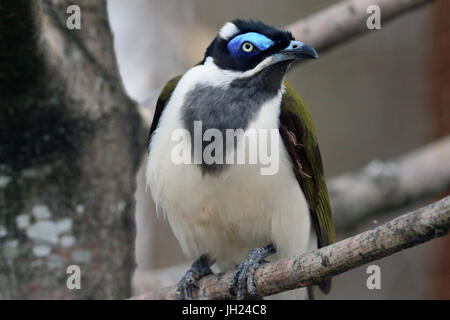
[
  {"xmin": 239, "ymin": 56, "xmax": 275, "ymax": 78},
  {"xmin": 219, "ymin": 22, "xmax": 240, "ymax": 40},
  {"xmin": 203, "ymin": 56, "xmax": 277, "ymax": 83}
]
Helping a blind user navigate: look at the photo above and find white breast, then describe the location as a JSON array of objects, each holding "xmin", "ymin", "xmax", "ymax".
[{"xmin": 146, "ymin": 64, "xmax": 316, "ymax": 276}]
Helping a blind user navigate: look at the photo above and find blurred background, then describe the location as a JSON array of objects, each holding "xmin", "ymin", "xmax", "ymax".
[{"xmin": 107, "ymin": 0, "xmax": 449, "ymax": 299}]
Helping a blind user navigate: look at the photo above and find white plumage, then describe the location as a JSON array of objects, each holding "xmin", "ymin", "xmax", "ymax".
[{"xmin": 219, "ymin": 22, "xmax": 241, "ymax": 40}]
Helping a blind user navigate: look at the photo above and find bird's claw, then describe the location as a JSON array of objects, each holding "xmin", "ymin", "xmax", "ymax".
[
  {"xmin": 176, "ymin": 255, "xmax": 212, "ymax": 300},
  {"xmin": 228, "ymin": 244, "xmax": 275, "ymax": 300},
  {"xmin": 176, "ymin": 269, "xmax": 198, "ymax": 300}
]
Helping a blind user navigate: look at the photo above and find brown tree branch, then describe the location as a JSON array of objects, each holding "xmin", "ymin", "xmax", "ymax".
[{"xmin": 132, "ymin": 195, "xmax": 450, "ymax": 300}]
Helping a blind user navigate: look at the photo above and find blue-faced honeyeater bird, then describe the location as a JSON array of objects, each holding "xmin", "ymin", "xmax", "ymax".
[{"xmin": 146, "ymin": 20, "xmax": 335, "ymax": 300}]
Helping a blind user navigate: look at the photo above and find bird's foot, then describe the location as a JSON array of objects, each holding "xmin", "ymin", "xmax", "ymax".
[
  {"xmin": 176, "ymin": 255, "xmax": 212, "ymax": 300},
  {"xmin": 228, "ymin": 244, "xmax": 276, "ymax": 300}
]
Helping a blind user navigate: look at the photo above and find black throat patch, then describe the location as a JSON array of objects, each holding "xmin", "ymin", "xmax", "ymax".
[{"xmin": 181, "ymin": 61, "xmax": 289, "ymax": 174}]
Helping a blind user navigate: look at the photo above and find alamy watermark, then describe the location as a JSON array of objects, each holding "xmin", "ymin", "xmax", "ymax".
[
  {"xmin": 366, "ymin": 5, "xmax": 381, "ymax": 30},
  {"xmin": 170, "ymin": 121, "xmax": 280, "ymax": 175},
  {"xmin": 66, "ymin": 5, "xmax": 81, "ymax": 30},
  {"xmin": 66, "ymin": 265, "xmax": 81, "ymax": 290},
  {"xmin": 366, "ymin": 264, "xmax": 381, "ymax": 290}
]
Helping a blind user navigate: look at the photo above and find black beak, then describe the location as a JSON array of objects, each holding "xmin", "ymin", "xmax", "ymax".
[{"xmin": 271, "ymin": 40, "xmax": 318, "ymax": 64}]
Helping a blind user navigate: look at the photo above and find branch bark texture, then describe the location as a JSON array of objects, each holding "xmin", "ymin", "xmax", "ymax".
[{"xmin": 133, "ymin": 196, "xmax": 450, "ymax": 300}]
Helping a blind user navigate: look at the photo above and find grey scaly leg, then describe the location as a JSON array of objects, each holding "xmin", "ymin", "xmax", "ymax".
[
  {"xmin": 176, "ymin": 254, "xmax": 212, "ymax": 300},
  {"xmin": 228, "ymin": 244, "xmax": 276, "ymax": 300}
]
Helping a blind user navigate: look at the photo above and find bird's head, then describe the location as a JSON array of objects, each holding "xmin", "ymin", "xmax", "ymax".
[{"xmin": 202, "ymin": 19, "xmax": 318, "ymax": 84}]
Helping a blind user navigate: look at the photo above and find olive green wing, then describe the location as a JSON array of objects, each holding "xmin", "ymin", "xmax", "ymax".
[
  {"xmin": 279, "ymin": 81, "xmax": 336, "ymax": 293},
  {"xmin": 147, "ymin": 74, "xmax": 183, "ymax": 147}
]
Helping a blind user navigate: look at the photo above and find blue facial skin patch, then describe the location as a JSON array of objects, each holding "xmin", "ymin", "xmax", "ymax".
[{"xmin": 227, "ymin": 32, "xmax": 275, "ymax": 58}]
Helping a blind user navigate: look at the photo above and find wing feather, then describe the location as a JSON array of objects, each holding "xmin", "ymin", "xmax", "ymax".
[
  {"xmin": 280, "ymin": 81, "xmax": 336, "ymax": 293},
  {"xmin": 147, "ymin": 75, "xmax": 182, "ymax": 147}
]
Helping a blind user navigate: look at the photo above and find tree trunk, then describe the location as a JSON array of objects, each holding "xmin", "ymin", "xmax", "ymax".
[{"xmin": 0, "ymin": 0, "xmax": 143, "ymax": 299}]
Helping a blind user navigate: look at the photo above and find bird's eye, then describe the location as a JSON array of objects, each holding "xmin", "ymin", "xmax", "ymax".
[{"xmin": 241, "ymin": 42, "xmax": 255, "ymax": 53}]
